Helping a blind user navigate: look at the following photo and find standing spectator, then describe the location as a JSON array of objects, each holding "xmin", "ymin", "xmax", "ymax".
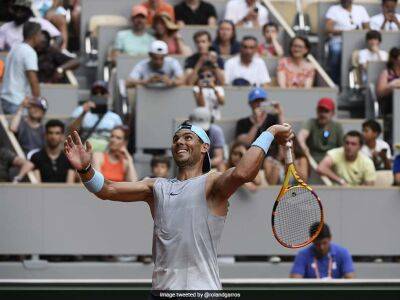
[
  {"xmin": 37, "ymin": 31, "xmax": 80, "ymax": 83},
  {"xmin": 235, "ymin": 87, "xmax": 282, "ymax": 145},
  {"xmin": 1, "ymin": 21, "xmax": 41, "ymax": 114},
  {"xmin": 212, "ymin": 20, "xmax": 240, "ymax": 56},
  {"xmin": 225, "ymin": 36, "xmax": 271, "ymax": 86},
  {"xmin": 277, "ymin": 36, "xmax": 315, "ymax": 88},
  {"xmin": 149, "ymin": 156, "xmax": 170, "ymax": 178},
  {"xmin": 221, "ymin": 141, "xmax": 262, "ymax": 191},
  {"xmin": 92, "ymin": 126, "xmax": 138, "ymax": 182},
  {"xmin": 317, "ymin": 131, "xmax": 376, "ymax": 186},
  {"xmin": 31, "ymin": 119, "xmax": 74, "ymax": 183},
  {"xmin": 10, "ymin": 97, "xmax": 47, "ymax": 155},
  {"xmin": 361, "ymin": 120, "xmax": 392, "ymax": 170},
  {"xmin": 0, "ymin": 0, "xmax": 61, "ymax": 51},
  {"xmin": 297, "ymin": 98, "xmax": 343, "ymax": 163},
  {"xmin": 70, "ymin": 81, "xmax": 123, "ymax": 152},
  {"xmin": 193, "ymin": 63, "xmax": 225, "ymax": 121},
  {"xmin": 325, "ymin": 0, "xmax": 370, "ymax": 84},
  {"xmin": 142, "ymin": 0, "xmax": 175, "ymax": 25},
  {"xmin": 175, "ymin": 0, "xmax": 217, "ymax": 26},
  {"xmin": 358, "ymin": 30, "xmax": 388, "ymax": 72},
  {"xmin": 225, "ymin": 0, "xmax": 269, "ymax": 28},
  {"xmin": 111, "ymin": 5, "xmax": 155, "ymax": 61},
  {"xmin": 0, "ymin": 146, "xmax": 34, "ymax": 183},
  {"xmin": 290, "ymin": 223, "xmax": 355, "ymax": 279},
  {"xmin": 152, "ymin": 13, "xmax": 191, "ymax": 56},
  {"xmin": 370, "ymin": 0, "xmax": 400, "ymax": 31},
  {"xmin": 185, "ymin": 31, "xmax": 224, "ymax": 85},
  {"xmin": 189, "ymin": 107, "xmax": 226, "ymax": 170},
  {"xmin": 127, "ymin": 40, "xmax": 185, "ymax": 88},
  {"xmin": 376, "ymin": 47, "xmax": 400, "ymax": 145},
  {"xmin": 258, "ymin": 22, "xmax": 283, "ymax": 57},
  {"xmin": 393, "ymin": 145, "xmax": 400, "ymax": 185}
]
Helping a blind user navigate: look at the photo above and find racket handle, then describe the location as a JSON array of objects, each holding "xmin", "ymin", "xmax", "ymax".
[{"xmin": 285, "ymin": 141, "xmax": 293, "ymax": 165}]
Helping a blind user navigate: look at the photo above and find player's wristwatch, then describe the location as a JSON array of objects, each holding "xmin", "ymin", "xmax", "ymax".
[{"xmin": 77, "ymin": 164, "xmax": 92, "ymax": 174}]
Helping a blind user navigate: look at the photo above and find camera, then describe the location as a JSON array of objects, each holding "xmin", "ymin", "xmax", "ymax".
[{"xmin": 90, "ymin": 95, "xmax": 108, "ymax": 115}]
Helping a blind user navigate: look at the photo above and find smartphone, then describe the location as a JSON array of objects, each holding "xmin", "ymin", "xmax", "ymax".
[{"xmin": 253, "ymin": 7, "xmax": 258, "ymax": 13}]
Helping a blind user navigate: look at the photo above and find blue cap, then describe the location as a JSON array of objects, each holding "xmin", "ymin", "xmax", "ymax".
[
  {"xmin": 175, "ymin": 123, "xmax": 211, "ymax": 173},
  {"xmin": 248, "ymin": 87, "xmax": 268, "ymax": 103}
]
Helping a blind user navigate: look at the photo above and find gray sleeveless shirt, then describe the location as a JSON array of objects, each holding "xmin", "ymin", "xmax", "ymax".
[{"xmin": 152, "ymin": 174, "xmax": 226, "ymax": 290}]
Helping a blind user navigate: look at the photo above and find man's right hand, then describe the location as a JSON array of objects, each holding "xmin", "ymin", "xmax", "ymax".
[
  {"xmin": 82, "ymin": 101, "xmax": 95, "ymax": 113},
  {"xmin": 64, "ymin": 131, "xmax": 93, "ymax": 171}
]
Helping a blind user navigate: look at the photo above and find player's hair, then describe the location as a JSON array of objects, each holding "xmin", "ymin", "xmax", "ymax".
[
  {"xmin": 289, "ymin": 36, "xmax": 311, "ymax": 57},
  {"xmin": 366, "ymin": 30, "xmax": 382, "ymax": 42},
  {"xmin": 362, "ymin": 119, "xmax": 382, "ymax": 135},
  {"xmin": 23, "ymin": 21, "xmax": 41, "ymax": 40},
  {"xmin": 45, "ymin": 119, "xmax": 65, "ymax": 133},
  {"xmin": 310, "ymin": 222, "xmax": 331, "ymax": 240},
  {"xmin": 344, "ymin": 130, "xmax": 364, "ymax": 146},
  {"xmin": 193, "ymin": 30, "xmax": 212, "ymax": 43},
  {"xmin": 151, "ymin": 155, "xmax": 171, "ymax": 169},
  {"xmin": 262, "ymin": 22, "xmax": 279, "ymax": 33}
]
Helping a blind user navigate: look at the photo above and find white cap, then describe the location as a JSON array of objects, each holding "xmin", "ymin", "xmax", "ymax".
[
  {"xmin": 149, "ymin": 40, "xmax": 168, "ymax": 55},
  {"xmin": 189, "ymin": 107, "xmax": 211, "ymax": 131}
]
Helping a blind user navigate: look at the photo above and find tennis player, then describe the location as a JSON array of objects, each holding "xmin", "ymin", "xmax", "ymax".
[{"xmin": 64, "ymin": 121, "xmax": 293, "ymax": 296}]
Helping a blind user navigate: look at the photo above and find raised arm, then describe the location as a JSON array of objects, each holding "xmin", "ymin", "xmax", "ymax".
[
  {"xmin": 209, "ymin": 124, "xmax": 293, "ymax": 203},
  {"xmin": 64, "ymin": 131, "xmax": 154, "ymax": 203}
]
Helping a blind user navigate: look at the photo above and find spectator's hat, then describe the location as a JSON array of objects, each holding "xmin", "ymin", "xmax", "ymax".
[
  {"xmin": 153, "ymin": 12, "xmax": 179, "ymax": 31},
  {"xmin": 131, "ymin": 5, "xmax": 148, "ymax": 17},
  {"xmin": 248, "ymin": 87, "xmax": 268, "ymax": 103},
  {"xmin": 91, "ymin": 80, "xmax": 109, "ymax": 95},
  {"xmin": 13, "ymin": 0, "xmax": 32, "ymax": 8},
  {"xmin": 189, "ymin": 107, "xmax": 212, "ymax": 131},
  {"xmin": 150, "ymin": 40, "xmax": 168, "ymax": 55},
  {"xmin": 175, "ymin": 120, "xmax": 211, "ymax": 174},
  {"xmin": 317, "ymin": 97, "xmax": 335, "ymax": 111},
  {"xmin": 29, "ymin": 96, "xmax": 48, "ymax": 112}
]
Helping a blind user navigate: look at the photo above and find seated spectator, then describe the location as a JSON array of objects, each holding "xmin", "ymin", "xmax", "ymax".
[
  {"xmin": 142, "ymin": 0, "xmax": 175, "ymax": 25},
  {"xmin": 92, "ymin": 126, "xmax": 138, "ymax": 182},
  {"xmin": 358, "ymin": 30, "xmax": 388, "ymax": 72},
  {"xmin": 235, "ymin": 87, "xmax": 282, "ymax": 146},
  {"xmin": 1, "ymin": 21, "xmax": 41, "ymax": 114},
  {"xmin": 70, "ymin": 81, "xmax": 123, "ymax": 152},
  {"xmin": 175, "ymin": 0, "xmax": 217, "ymax": 26},
  {"xmin": 258, "ymin": 22, "xmax": 283, "ymax": 57},
  {"xmin": 225, "ymin": 36, "xmax": 271, "ymax": 86},
  {"xmin": 277, "ymin": 36, "xmax": 315, "ymax": 88},
  {"xmin": 212, "ymin": 20, "xmax": 240, "ymax": 56},
  {"xmin": 149, "ymin": 155, "xmax": 170, "ymax": 178},
  {"xmin": 298, "ymin": 98, "xmax": 343, "ymax": 163},
  {"xmin": 193, "ymin": 63, "xmax": 225, "ymax": 121},
  {"xmin": 37, "ymin": 31, "xmax": 80, "ymax": 83},
  {"xmin": 0, "ymin": 146, "xmax": 34, "ymax": 183},
  {"xmin": 152, "ymin": 13, "xmax": 191, "ymax": 56},
  {"xmin": 10, "ymin": 97, "xmax": 47, "ymax": 155},
  {"xmin": 221, "ymin": 141, "xmax": 262, "ymax": 191},
  {"xmin": 189, "ymin": 107, "xmax": 225, "ymax": 170},
  {"xmin": 370, "ymin": 0, "xmax": 400, "ymax": 31},
  {"xmin": 111, "ymin": 5, "xmax": 155, "ymax": 61},
  {"xmin": 31, "ymin": 119, "xmax": 74, "ymax": 183},
  {"xmin": 290, "ymin": 223, "xmax": 355, "ymax": 279},
  {"xmin": 0, "ymin": 0, "xmax": 61, "ymax": 51},
  {"xmin": 361, "ymin": 119, "xmax": 392, "ymax": 170},
  {"xmin": 127, "ymin": 40, "xmax": 185, "ymax": 88},
  {"xmin": 0, "ymin": 59, "xmax": 4, "ymax": 82},
  {"xmin": 264, "ymin": 136, "xmax": 308, "ymax": 185},
  {"xmin": 317, "ymin": 131, "xmax": 376, "ymax": 186},
  {"xmin": 225, "ymin": 0, "xmax": 268, "ymax": 28},
  {"xmin": 185, "ymin": 30, "xmax": 224, "ymax": 85},
  {"xmin": 393, "ymin": 145, "xmax": 400, "ymax": 185},
  {"xmin": 325, "ymin": 0, "xmax": 370, "ymax": 84}
]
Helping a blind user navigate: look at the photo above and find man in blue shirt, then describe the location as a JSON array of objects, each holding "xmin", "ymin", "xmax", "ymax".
[{"xmin": 290, "ymin": 223, "xmax": 355, "ymax": 279}]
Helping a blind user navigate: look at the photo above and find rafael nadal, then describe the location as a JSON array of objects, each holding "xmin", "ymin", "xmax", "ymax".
[{"xmin": 64, "ymin": 121, "xmax": 293, "ymax": 297}]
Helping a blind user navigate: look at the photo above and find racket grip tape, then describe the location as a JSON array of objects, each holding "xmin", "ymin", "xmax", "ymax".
[
  {"xmin": 252, "ymin": 131, "xmax": 274, "ymax": 155},
  {"xmin": 285, "ymin": 141, "xmax": 293, "ymax": 164}
]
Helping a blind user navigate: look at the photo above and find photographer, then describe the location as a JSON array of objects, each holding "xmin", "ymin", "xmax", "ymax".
[
  {"xmin": 69, "ymin": 81, "xmax": 123, "ymax": 152},
  {"xmin": 224, "ymin": 0, "xmax": 269, "ymax": 28},
  {"xmin": 193, "ymin": 63, "xmax": 225, "ymax": 121}
]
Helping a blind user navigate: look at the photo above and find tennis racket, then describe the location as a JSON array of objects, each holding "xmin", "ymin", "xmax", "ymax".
[{"xmin": 271, "ymin": 141, "xmax": 324, "ymax": 248}]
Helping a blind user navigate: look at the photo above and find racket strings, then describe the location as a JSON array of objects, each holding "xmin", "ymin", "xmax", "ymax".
[{"xmin": 274, "ymin": 186, "xmax": 322, "ymax": 247}]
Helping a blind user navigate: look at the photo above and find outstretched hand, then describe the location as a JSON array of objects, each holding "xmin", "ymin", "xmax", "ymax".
[
  {"xmin": 267, "ymin": 123, "xmax": 294, "ymax": 146},
  {"xmin": 64, "ymin": 131, "xmax": 93, "ymax": 171}
]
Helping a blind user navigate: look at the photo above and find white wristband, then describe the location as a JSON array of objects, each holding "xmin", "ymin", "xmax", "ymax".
[{"xmin": 83, "ymin": 169, "xmax": 104, "ymax": 193}]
